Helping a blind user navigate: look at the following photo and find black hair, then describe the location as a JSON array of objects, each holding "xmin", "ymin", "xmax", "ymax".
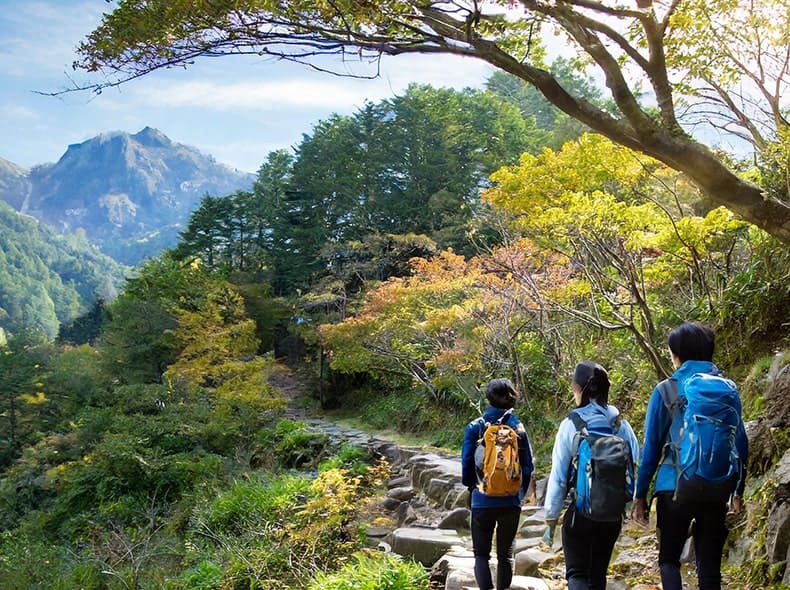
[
  {"xmin": 667, "ymin": 322, "xmax": 715, "ymax": 363},
  {"xmin": 573, "ymin": 361, "xmax": 610, "ymax": 407},
  {"xmin": 485, "ymin": 378, "xmax": 518, "ymax": 409}
]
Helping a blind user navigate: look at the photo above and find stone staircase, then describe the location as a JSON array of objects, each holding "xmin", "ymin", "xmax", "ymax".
[{"xmin": 303, "ymin": 419, "xmax": 561, "ymax": 589}]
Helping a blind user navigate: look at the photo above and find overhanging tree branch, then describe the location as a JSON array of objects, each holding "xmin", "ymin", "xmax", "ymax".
[{"xmin": 67, "ymin": 0, "xmax": 790, "ymax": 243}]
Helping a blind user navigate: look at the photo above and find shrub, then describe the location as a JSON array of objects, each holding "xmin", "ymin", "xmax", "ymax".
[
  {"xmin": 318, "ymin": 444, "xmax": 371, "ymax": 476},
  {"xmin": 307, "ymin": 550, "xmax": 430, "ymax": 590},
  {"xmin": 191, "ymin": 475, "xmax": 312, "ymax": 537},
  {"xmin": 166, "ymin": 559, "xmax": 224, "ymax": 590},
  {"xmin": 715, "ymin": 235, "xmax": 790, "ymax": 363},
  {"xmin": 274, "ymin": 419, "xmax": 330, "ymax": 468}
]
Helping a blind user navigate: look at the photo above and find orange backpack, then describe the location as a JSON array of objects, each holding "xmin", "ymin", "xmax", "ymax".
[{"xmin": 474, "ymin": 411, "xmax": 522, "ymax": 496}]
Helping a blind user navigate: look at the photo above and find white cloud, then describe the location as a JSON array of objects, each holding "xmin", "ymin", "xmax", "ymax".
[
  {"xmin": 0, "ymin": 103, "xmax": 39, "ymax": 122},
  {"xmin": 94, "ymin": 52, "xmax": 492, "ymax": 115},
  {"xmin": 0, "ymin": 1, "xmax": 105, "ymax": 78},
  {"xmin": 123, "ymin": 79, "xmax": 384, "ymax": 112}
]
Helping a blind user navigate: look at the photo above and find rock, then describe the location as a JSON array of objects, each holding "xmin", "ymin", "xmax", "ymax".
[
  {"xmin": 395, "ymin": 501, "xmax": 417, "ymax": 526},
  {"xmin": 514, "ymin": 547, "xmax": 559, "ymax": 577},
  {"xmin": 431, "ymin": 546, "xmax": 476, "ymax": 572},
  {"xmin": 371, "ymin": 440, "xmax": 400, "ymax": 464},
  {"xmin": 426, "ymin": 477, "xmax": 460, "ymax": 507},
  {"xmin": 438, "ymin": 507, "xmax": 470, "ymax": 530},
  {"xmin": 387, "ymin": 475, "xmax": 411, "ymax": 488},
  {"xmin": 509, "ymin": 576, "xmax": 551, "ymax": 590},
  {"xmin": 520, "ymin": 523, "xmax": 547, "ymax": 539},
  {"xmin": 387, "ymin": 486, "xmax": 416, "ymax": 502},
  {"xmin": 428, "ymin": 556, "xmax": 450, "ymax": 587},
  {"xmin": 451, "ymin": 486, "xmax": 471, "ymax": 509},
  {"xmin": 514, "ymin": 536, "xmax": 545, "ymax": 552},
  {"xmin": 758, "ymin": 448, "xmax": 790, "ymax": 579},
  {"xmin": 775, "ymin": 447, "xmax": 790, "ymax": 489},
  {"xmin": 382, "ymin": 496, "xmax": 403, "ymax": 511},
  {"xmin": 766, "ymin": 500, "xmax": 790, "ymax": 563},
  {"xmin": 431, "ymin": 546, "xmax": 476, "ymax": 588},
  {"xmin": 445, "ymin": 568, "xmax": 476, "ymax": 590},
  {"xmin": 727, "ymin": 532, "xmax": 752, "ymax": 568},
  {"xmin": 364, "ymin": 526, "xmax": 391, "ymax": 539},
  {"xmin": 609, "ymin": 545, "xmax": 659, "ymax": 581},
  {"xmin": 385, "ymin": 526, "xmax": 467, "ymax": 566},
  {"xmin": 397, "ymin": 446, "xmax": 423, "ymax": 464},
  {"xmin": 406, "ymin": 454, "xmax": 463, "ymax": 493},
  {"xmin": 442, "ymin": 558, "xmax": 552, "ymax": 590},
  {"xmin": 520, "ymin": 510, "xmax": 547, "ymax": 528},
  {"xmin": 535, "ymin": 476, "xmax": 548, "ymax": 505},
  {"xmin": 615, "ymin": 534, "xmax": 638, "ymax": 548},
  {"xmin": 784, "ymin": 543, "xmax": 790, "ymax": 585},
  {"xmin": 611, "ymin": 547, "xmax": 656, "ymax": 569}
]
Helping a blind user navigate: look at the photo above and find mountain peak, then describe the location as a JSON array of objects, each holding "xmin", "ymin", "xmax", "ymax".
[
  {"xmin": 133, "ymin": 127, "xmax": 171, "ymax": 148},
  {"xmin": 11, "ymin": 129, "xmax": 254, "ymax": 265}
]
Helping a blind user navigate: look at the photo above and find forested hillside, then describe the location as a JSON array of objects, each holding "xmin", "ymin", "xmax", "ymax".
[
  {"xmin": 1, "ymin": 71, "xmax": 789, "ymax": 588},
  {"xmin": 0, "ymin": 200, "xmax": 127, "ymax": 341}
]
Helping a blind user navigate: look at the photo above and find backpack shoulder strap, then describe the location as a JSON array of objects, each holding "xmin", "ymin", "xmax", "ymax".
[
  {"xmin": 657, "ymin": 378, "xmax": 681, "ymax": 419},
  {"xmin": 473, "ymin": 416, "xmax": 488, "ymax": 442},
  {"xmin": 569, "ymin": 410, "xmax": 587, "ymax": 434},
  {"xmin": 568, "ymin": 410, "xmax": 588, "ymax": 459},
  {"xmin": 495, "ymin": 408, "xmax": 515, "ymax": 426},
  {"xmin": 566, "ymin": 411, "xmax": 588, "ymax": 503},
  {"xmin": 657, "ymin": 378, "xmax": 682, "ymax": 445}
]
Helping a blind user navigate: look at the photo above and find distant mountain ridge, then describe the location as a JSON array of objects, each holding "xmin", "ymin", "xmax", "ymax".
[{"xmin": 0, "ymin": 128, "xmax": 254, "ymax": 265}]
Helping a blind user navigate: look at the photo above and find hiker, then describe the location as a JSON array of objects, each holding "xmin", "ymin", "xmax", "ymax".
[
  {"xmin": 543, "ymin": 361, "xmax": 639, "ymax": 590},
  {"xmin": 631, "ymin": 322, "xmax": 748, "ymax": 590},
  {"xmin": 461, "ymin": 378, "xmax": 534, "ymax": 590}
]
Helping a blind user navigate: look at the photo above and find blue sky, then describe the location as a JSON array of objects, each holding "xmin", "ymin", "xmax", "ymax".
[{"xmin": 0, "ymin": 1, "xmax": 495, "ymax": 173}]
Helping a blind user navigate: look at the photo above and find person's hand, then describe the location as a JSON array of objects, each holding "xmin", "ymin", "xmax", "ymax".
[
  {"xmin": 542, "ymin": 519, "xmax": 557, "ymax": 548},
  {"xmin": 631, "ymin": 497, "xmax": 649, "ymax": 527},
  {"xmin": 731, "ymin": 495, "xmax": 743, "ymax": 515}
]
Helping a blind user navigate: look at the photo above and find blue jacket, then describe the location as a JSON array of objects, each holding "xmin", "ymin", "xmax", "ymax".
[
  {"xmin": 544, "ymin": 401, "xmax": 639, "ymax": 520},
  {"xmin": 461, "ymin": 406, "xmax": 534, "ymax": 509},
  {"xmin": 634, "ymin": 360, "xmax": 749, "ymax": 500}
]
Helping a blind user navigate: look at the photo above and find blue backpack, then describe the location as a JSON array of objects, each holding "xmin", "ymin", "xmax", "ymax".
[
  {"xmin": 568, "ymin": 411, "xmax": 634, "ymax": 522},
  {"xmin": 658, "ymin": 373, "xmax": 744, "ymax": 503}
]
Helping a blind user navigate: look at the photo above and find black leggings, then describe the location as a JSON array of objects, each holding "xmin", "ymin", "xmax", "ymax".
[
  {"xmin": 471, "ymin": 506, "xmax": 520, "ymax": 590},
  {"xmin": 562, "ymin": 510, "xmax": 622, "ymax": 590},
  {"xmin": 655, "ymin": 492, "xmax": 729, "ymax": 590}
]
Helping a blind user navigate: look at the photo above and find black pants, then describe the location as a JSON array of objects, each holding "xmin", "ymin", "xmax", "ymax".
[
  {"xmin": 655, "ymin": 492, "xmax": 729, "ymax": 590},
  {"xmin": 471, "ymin": 506, "xmax": 520, "ymax": 590},
  {"xmin": 562, "ymin": 509, "xmax": 622, "ymax": 590}
]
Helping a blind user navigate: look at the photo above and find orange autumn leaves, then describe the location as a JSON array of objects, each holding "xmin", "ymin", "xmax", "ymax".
[{"xmin": 321, "ymin": 134, "xmax": 752, "ymax": 395}]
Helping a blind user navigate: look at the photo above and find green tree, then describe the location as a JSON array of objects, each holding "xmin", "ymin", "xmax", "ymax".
[
  {"xmin": 249, "ymin": 149, "xmax": 295, "ymax": 280},
  {"xmin": 486, "ymin": 58, "xmax": 604, "ymax": 148},
  {"xmin": 75, "ymin": 0, "xmax": 790, "ymax": 243},
  {"xmin": 175, "ymin": 193, "xmax": 234, "ymax": 269},
  {"xmin": 485, "ymin": 134, "xmax": 751, "ymax": 378},
  {"xmin": 98, "ymin": 255, "xmax": 219, "ymax": 383},
  {"xmin": 0, "ymin": 331, "xmax": 53, "ymax": 468},
  {"xmin": 57, "ymin": 298, "xmax": 110, "ymax": 345},
  {"xmin": 237, "ymin": 85, "xmax": 542, "ymax": 293}
]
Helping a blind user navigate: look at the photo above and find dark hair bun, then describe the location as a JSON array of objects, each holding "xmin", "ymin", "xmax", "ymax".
[
  {"xmin": 573, "ymin": 361, "xmax": 610, "ymax": 406},
  {"xmin": 485, "ymin": 378, "xmax": 518, "ymax": 409}
]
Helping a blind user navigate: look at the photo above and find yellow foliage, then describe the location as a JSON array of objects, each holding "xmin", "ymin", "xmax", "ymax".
[{"xmin": 18, "ymin": 391, "xmax": 48, "ymax": 405}]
